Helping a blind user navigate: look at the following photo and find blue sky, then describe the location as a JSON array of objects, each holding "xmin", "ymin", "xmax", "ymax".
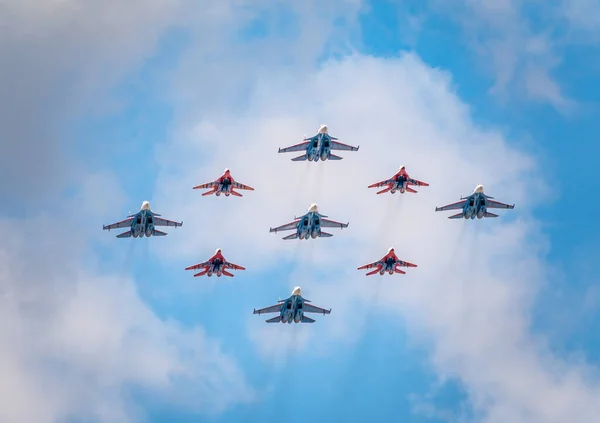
[{"xmin": 2, "ymin": 1, "xmax": 600, "ymax": 423}]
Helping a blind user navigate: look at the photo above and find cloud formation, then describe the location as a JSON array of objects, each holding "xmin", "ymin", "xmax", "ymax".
[{"xmin": 155, "ymin": 51, "xmax": 600, "ymax": 423}]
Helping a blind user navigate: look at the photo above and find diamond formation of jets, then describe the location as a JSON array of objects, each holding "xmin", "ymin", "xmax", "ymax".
[
  {"xmin": 253, "ymin": 286, "xmax": 331, "ymax": 323},
  {"xmin": 193, "ymin": 168, "xmax": 254, "ymax": 197},
  {"xmin": 101, "ymin": 121, "xmax": 519, "ymax": 325},
  {"xmin": 277, "ymin": 124, "xmax": 359, "ymax": 162},
  {"xmin": 358, "ymin": 247, "xmax": 417, "ymax": 276},
  {"xmin": 435, "ymin": 184, "xmax": 515, "ymax": 219},
  {"xmin": 103, "ymin": 201, "xmax": 183, "ymax": 238},
  {"xmin": 185, "ymin": 248, "xmax": 245, "ymax": 277},
  {"xmin": 269, "ymin": 203, "xmax": 349, "ymax": 240},
  {"xmin": 368, "ymin": 165, "xmax": 429, "ymax": 195}
]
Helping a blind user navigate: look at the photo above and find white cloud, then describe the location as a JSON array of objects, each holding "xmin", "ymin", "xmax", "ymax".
[
  {"xmin": 0, "ymin": 171, "xmax": 255, "ymax": 423},
  {"xmin": 155, "ymin": 52, "xmax": 600, "ymax": 422}
]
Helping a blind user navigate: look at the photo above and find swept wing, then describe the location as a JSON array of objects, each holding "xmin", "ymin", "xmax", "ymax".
[
  {"xmin": 320, "ymin": 218, "xmax": 349, "ymax": 229},
  {"xmin": 154, "ymin": 217, "xmax": 183, "ymax": 227},
  {"xmin": 304, "ymin": 303, "xmax": 331, "ymax": 315},
  {"xmin": 103, "ymin": 217, "xmax": 133, "ymax": 230},
  {"xmin": 487, "ymin": 199, "xmax": 515, "ymax": 209},
  {"xmin": 270, "ymin": 220, "xmax": 299, "ymax": 232},
  {"xmin": 278, "ymin": 140, "xmax": 312, "ymax": 153},
  {"xmin": 435, "ymin": 199, "xmax": 466, "ymax": 212},
  {"xmin": 330, "ymin": 140, "xmax": 359, "ymax": 151},
  {"xmin": 253, "ymin": 303, "xmax": 283, "ymax": 315}
]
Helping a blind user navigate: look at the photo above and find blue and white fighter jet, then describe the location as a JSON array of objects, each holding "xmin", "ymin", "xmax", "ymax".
[
  {"xmin": 277, "ymin": 124, "xmax": 359, "ymax": 162},
  {"xmin": 103, "ymin": 201, "xmax": 183, "ymax": 238},
  {"xmin": 270, "ymin": 203, "xmax": 349, "ymax": 240},
  {"xmin": 253, "ymin": 286, "xmax": 331, "ymax": 323},
  {"xmin": 435, "ymin": 185, "xmax": 515, "ymax": 219}
]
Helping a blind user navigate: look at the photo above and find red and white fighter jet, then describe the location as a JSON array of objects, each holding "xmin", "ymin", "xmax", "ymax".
[
  {"xmin": 357, "ymin": 248, "xmax": 417, "ymax": 276},
  {"xmin": 193, "ymin": 168, "xmax": 254, "ymax": 197},
  {"xmin": 368, "ymin": 165, "xmax": 429, "ymax": 195},
  {"xmin": 185, "ymin": 248, "xmax": 246, "ymax": 277}
]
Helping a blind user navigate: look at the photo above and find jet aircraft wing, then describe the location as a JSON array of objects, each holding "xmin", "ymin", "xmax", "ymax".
[
  {"xmin": 357, "ymin": 260, "xmax": 383, "ymax": 270},
  {"xmin": 320, "ymin": 218, "xmax": 349, "ymax": 229},
  {"xmin": 435, "ymin": 199, "xmax": 466, "ymax": 212},
  {"xmin": 253, "ymin": 304, "xmax": 283, "ymax": 315},
  {"xmin": 408, "ymin": 178, "xmax": 429, "ymax": 187},
  {"xmin": 487, "ymin": 199, "xmax": 515, "ymax": 209},
  {"xmin": 270, "ymin": 221, "xmax": 299, "ymax": 232},
  {"xmin": 232, "ymin": 181, "xmax": 254, "ymax": 191},
  {"xmin": 304, "ymin": 303, "xmax": 331, "ymax": 315},
  {"xmin": 154, "ymin": 217, "xmax": 183, "ymax": 227},
  {"xmin": 103, "ymin": 217, "xmax": 133, "ymax": 230},
  {"xmin": 185, "ymin": 261, "xmax": 210, "ymax": 271},
  {"xmin": 192, "ymin": 180, "xmax": 218, "ymax": 190},
  {"xmin": 330, "ymin": 140, "xmax": 359, "ymax": 151},
  {"xmin": 225, "ymin": 261, "xmax": 245, "ymax": 270},
  {"xmin": 278, "ymin": 140, "xmax": 311, "ymax": 153},
  {"xmin": 368, "ymin": 178, "xmax": 393, "ymax": 188},
  {"xmin": 397, "ymin": 260, "xmax": 417, "ymax": 268}
]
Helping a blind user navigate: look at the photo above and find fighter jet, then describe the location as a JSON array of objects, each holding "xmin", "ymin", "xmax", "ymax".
[
  {"xmin": 103, "ymin": 201, "xmax": 183, "ymax": 238},
  {"xmin": 193, "ymin": 168, "xmax": 254, "ymax": 197},
  {"xmin": 277, "ymin": 124, "xmax": 359, "ymax": 162},
  {"xmin": 184, "ymin": 248, "xmax": 245, "ymax": 277},
  {"xmin": 358, "ymin": 247, "xmax": 417, "ymax": 276},
  {"xmin": 368, "ymin": 165, "xmax": 429, "ymax": 195},
  {"xmin": 435, "ymin": 184, "xmax": 515, "ymax": 219},
  {"xmin": 253, "ymin": 286, "xmax": 331, "ymax": 323},
  {"xmin": 269, "ymin": 203, "xmax": 349, "ymax": 240}
]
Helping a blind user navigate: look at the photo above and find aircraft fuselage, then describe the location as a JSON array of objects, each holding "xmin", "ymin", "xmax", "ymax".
[
  {"xmin": 296, "ymin": 211, "xmax": 323, "ymax": 239},
  {"xmin": 390, "ymin": 175, "xmax": 408, "ymax": 194},
  {"xmin": 306, "ymin": 134, "xmax": 333, "ymax": 162},
  {"xmin": 279, "ymin": 295, "xmax": 305, "ymax": 323},
  {"xmin": 130, "ymin": 210, "xmax": 156, "ymax": 237},
  {"xmin": 462, "ymin": 193, "xmax": 488, "ymax": 219},
  {"xmin": 215, "ymin": 178, "xmax": 232, "ymax": 196}
]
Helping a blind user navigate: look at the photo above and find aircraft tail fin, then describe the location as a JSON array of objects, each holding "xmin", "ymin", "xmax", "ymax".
[
  {"xmin": 291, "ymin": 154, "xmax": 308, "ymax": 161},
  {"xmin": 116, "ymin": 230, "xmax": 132, "ymax": 238},
  {"xmin": 193, "ymin": 268, "xmax": 209, "ymax": 277},
  {"xmin": 328, "ymin": 154, "xmax": 343, "ymax": 160},
  {"xmin": 319, "ymin": 232, "xmax": 333, "ymax": 237},
  {"xmin": 448, "ymin": 212, "xmax": 464, "ymax": 219},
  {"xmin": 282, "ymin": 233, "xmax": 299, "ymax": 240},
  {"xmin": 366, "ymin": 269, "xmax": 379, "ymax": 276},
  {"xmin": 484, "ymin": 212, "xmax": 498, "ymax": 218},
  {"xmin": 153, "ymin": 230, "xmax": 168, "ymax": 236},
  {"xmin": 377, "ymin": 187, "xmax": 392, "ymax": 195},
  {"xmin": 266, "ymin": 316, "xmax": 282, "ymax": 323},
  {"xmin": 301, "ymin": 316, "xmax": 316, "ymax": 323},
  {"xmin": 222, "ymin": 270, "xmax": 234, "ymax": 277},
  {"xmin": 229, "ymin": 190, "xmax": 242, "ymax": 197},
  {"xmin": 406, "ymin": 187, "xmax": 417, "ymax": 193},
  {"xmin": 202, "ymin": 188, "xmax": 217, "ymax": 196},
  {"xmin": 394, "ymin": 267, "xmax": 406, "ymax": 274}
]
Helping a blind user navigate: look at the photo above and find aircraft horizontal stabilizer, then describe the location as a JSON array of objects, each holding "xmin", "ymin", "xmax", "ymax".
[
  {"xmin": 328, "ymin": 154, "xmax": 343, "ymax": 160},
  {"xmin": 266, "ymin": 316, "xmax": 282, "ymax": 323},
  {"xmin": 153, "ymin": 230, "xmax": 168, "ymax": 236},
  {"xmin": 319, "ymin": 232, "xmax": 333, "ymax": 237},
  {"xmin": 116, "ymin": 230, "xmax": 132, "ymax": 238},
  {"xmin": 283, "ymin": 233, "xmax": 299, "ymax": 240},
  {"xmin": 484, "ymin": 212, "xmax": 498, "ymax": 218},
  {"xmin": 448, "ymin": 213, "xmax": 463, "ymax": 219},
  {"xmin": 291, "ymin": 154, "xmax": 308, "ymax": 161},
  {"xmin": 301, "ymin": 316, "xmax": 315, "ymax": 323}
]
